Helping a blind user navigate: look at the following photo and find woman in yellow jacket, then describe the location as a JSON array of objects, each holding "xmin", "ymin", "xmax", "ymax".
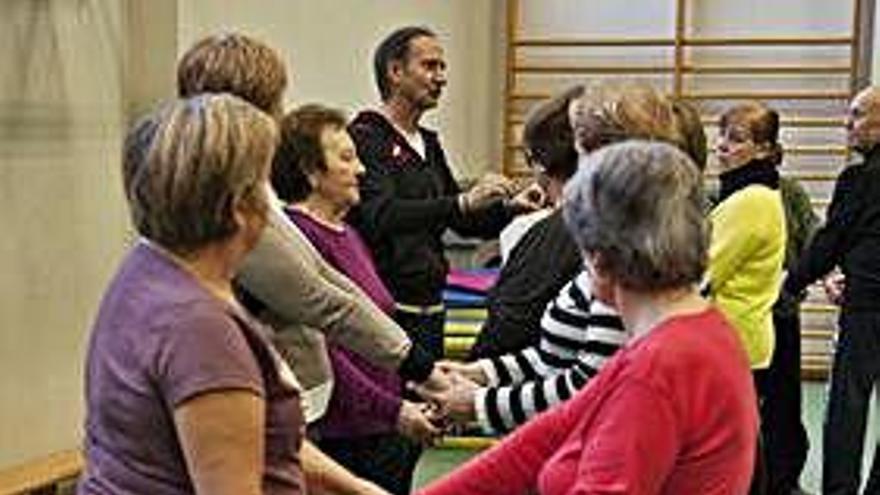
[{"xmin": 708, "ymin": 102, "xmax": 787, "ymax": 371}]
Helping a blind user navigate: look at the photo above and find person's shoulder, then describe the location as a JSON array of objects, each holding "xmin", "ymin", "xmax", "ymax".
[
  {"xmin": 417, "ymin": 123, "xmax": 440, "ymax": 141},
  {"xmin": 105, "ymin": 245, "xmax": 214, "ymax": 319},
  {"xmin": 349, "ymin": 110, "xmax": 388, "ymax": 135},
  {"xmin": 722, "ymin": 184, "xmax": 784, "ymax": 219},
  {"xmin": 779, "ymin": 176, "xmax": 807, "ymax": 197},
  {"xmin": 629, "ymin": 308, "xmax": 741, "ymax": 376},
  {"xmin": 135, "ymin": 289, "xmax": 237, "ymax": 348},
  {"xmin": 741, "ymin": 183, "xmax": 782, "ymax": 200}
]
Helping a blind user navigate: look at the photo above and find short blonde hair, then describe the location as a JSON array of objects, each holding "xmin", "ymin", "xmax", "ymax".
[
  {"xmin": 124, "ymin": 94, "xmax": 278, "ymax": 253},
  {"xmin": 571, "ymin": 80, "xmax": 683, "ymax": 154},
  {"xmin": 177, "ymin": 33, "xmax": 287, "ymax": 116}
]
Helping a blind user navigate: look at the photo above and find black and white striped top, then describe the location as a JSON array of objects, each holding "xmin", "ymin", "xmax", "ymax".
[{"xmin": 473, "ymin": 270, "xmax": 628, "ymax": 434}]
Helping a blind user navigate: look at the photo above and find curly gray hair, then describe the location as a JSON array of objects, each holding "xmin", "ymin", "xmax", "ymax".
[{"xmin": 562, "ymin": 140, "xmax": 707, "ymax": 291}]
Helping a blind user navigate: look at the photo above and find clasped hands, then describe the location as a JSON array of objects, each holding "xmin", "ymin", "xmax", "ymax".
[{"xmin": 405, "ymin": 360, "xmax": 490, "ymax": 443}]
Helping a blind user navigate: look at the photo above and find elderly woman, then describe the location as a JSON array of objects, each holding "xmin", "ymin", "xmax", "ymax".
[
  {"xmin": 270, "ymin": 103, "xmax": 438, "ymax": 494},
  {"xmin": 418, "ymin": 141, "xmax": 758, "ymax": 494},
  {"xmin": 708, "ymin": 101, "xmax": 786, "ymax": 371},
  {"xmin": 79, "ymin": 94, "xmax": 303, "ymax": 494}
]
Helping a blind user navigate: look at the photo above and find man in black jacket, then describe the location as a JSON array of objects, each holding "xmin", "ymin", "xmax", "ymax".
[
  {"xmin": 349, "ymin": 26, "xmax": 541, "ymax": 360},
  {"xmin": 784, "ymin": 86, "xmax": 880, "ymax": 495}
]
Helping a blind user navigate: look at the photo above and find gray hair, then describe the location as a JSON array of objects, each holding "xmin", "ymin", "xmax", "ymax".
[
  {"xmin": 562, "ymin": 140, "xmax": 707, "ymax": 291},
  {"xmin": 124, "ymin": 93, "xmax": 278, "ymax": 254}
]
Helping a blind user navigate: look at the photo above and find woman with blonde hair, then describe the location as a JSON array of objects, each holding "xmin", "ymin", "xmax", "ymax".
[{"xmin": 79, "ymin": 94, "xmax": 304, "ymax": 495}]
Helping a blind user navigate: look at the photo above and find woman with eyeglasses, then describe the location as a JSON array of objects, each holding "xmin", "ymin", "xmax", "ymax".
[{"xmin": 468, "ymin": 85, "xmax": 584, "ymax": 360}]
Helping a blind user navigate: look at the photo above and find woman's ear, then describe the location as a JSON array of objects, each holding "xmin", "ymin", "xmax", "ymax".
[
  {"xmin": 231, "ymin": 190, "xmax": 269, "ymax": 250},
  {"xmin": 231, "ymin": 187, "xmax": 267, "ymax": 230},
  {"xmin": 231, "ymin": 197, "xmax": 248, "ymax": 232},
  {"xmin": 752, "ymin": 141, "xmax": 772, "ymax": 161},
  {"xmin": 306, "ymin": 171, "xmax": 320, "ymax": 191},
  {"xmin": 585, "ymin": 252, "xmax": 617, "ymax": 307}
]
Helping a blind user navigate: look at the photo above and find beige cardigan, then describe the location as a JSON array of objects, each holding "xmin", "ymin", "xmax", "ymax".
[{"xmin": 236, "ymin": 190, "xmax": 412, "ymax": 419}]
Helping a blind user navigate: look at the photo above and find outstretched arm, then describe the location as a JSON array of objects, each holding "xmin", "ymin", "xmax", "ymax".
[
  {"xmin": 785, "ymin": 166, "xmax": 862, "ymax": 294},
  {"xmin": 238, "ymin": 201, "xmax": 434, "ymax": 382}
]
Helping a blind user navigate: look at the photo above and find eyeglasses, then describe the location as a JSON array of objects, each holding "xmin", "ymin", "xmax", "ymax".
[
  {"xmin": 718, "ymin": 124, "xmax": 754, "ymax": 145},
  {"xmin": 521, "ymin": 147, "xmax": 548, "ymax": 175}
]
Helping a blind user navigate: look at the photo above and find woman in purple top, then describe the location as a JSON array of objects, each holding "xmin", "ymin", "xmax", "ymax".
[
  {"xmin": 79, "ymin": 94, "xmax": 303, "ymax": 495},
  {"xmin": 271, "ymin": 104, "xmax": 440, "ymax": 494}
]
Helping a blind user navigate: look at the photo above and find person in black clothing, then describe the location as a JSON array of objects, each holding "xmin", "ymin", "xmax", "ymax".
[
  {"xmin": 468, "ymin": 85, "xmax": 584, "ymax": 359},
  {"xmin": 762, "ymin": 177, "xmax": 817, "ymax": 495},
  {"xmin": 349, "ymin": 26, "xmax": 542, "ymax": 361},
  {"xmin": 783, "ymin": 86, "xmax": 880, "ymax": 495}
]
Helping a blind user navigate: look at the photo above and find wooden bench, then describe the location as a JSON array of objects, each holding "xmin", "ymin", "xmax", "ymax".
[{"xmin": 0, "ymin": 449, "xmax": 83, "ymax": 495}]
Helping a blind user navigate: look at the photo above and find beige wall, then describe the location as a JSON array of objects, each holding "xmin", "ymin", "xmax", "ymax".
[
  {"xmin": 177, "ymin": 0, "xmax": 506, "ymax": 179},
  {"xmin": 0, "ymin": 0, "xmax": 130, "ymax": 465}
]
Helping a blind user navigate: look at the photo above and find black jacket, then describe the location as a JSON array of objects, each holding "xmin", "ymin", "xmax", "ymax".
[
  {"xmin": 469, "ymin": 210, "xmax": 581, "ymax": 359},
  {"xmin": 785, "ymin": 148, "xmax": 880, "ymax": 311},
  {"xmin": 348, "ymin": 110, "xmax": 512, "ymax": 305}
]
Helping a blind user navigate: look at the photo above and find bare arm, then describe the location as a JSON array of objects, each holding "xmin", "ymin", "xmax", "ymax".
[
  {"xmin": 301, "ymin": 440, "xmax": 391, "ymax": 495},
  {"xmin": 174, "ymin": 390, "xmax": 265, "ymax": 495}
]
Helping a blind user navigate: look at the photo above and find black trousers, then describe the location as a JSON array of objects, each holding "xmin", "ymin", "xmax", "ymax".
[
  {"xmin": 395, "ymin": 310, "xmax": 446, "ymax": 362},
  {"xmin": 823, "ymin": 311, "xmax": 880, "ymax": 495},
  {"xmin": 317, "ymin": 433, "xmax": 422, "ymax": 495},
  {"xmin": 754, "ymin": 309, "xmax": 810, "ymax": 494}
]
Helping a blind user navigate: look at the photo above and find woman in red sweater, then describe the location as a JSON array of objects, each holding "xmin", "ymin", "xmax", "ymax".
[{"xmin": 418, "ymin": 140, "xmax": 758, "ymax": 495}]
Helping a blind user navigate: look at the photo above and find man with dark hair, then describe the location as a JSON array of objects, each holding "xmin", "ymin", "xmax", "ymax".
[{"xmin": 349, "ymin": 26, "xmax": 541, "ymax": 361}]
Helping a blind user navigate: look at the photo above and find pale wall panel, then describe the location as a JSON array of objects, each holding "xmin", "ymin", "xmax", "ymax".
[
  {"xmin": 177, "ymin": 0, "xmax": 506, "ymax": 179},
  {"xmin": 0, "ymin": 0, "xmax": 129, "ymax": 466}
]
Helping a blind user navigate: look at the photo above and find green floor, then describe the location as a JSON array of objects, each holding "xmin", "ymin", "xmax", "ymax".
[{"xmin": 413, "ymin": 381, "xmax": 880, "ymax": 492}]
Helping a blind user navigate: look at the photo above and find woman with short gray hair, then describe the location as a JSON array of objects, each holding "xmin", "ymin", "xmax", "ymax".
[
  {"xmin": 564, "ymin": 141, "xmax": 708, "ymax": 291},
  {"xmin": 418, "ymin": 141, "xmax": 757, "ymax": 494}
]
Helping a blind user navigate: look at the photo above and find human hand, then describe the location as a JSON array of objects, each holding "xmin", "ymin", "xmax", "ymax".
[
  {"xmin": 460, "ymin": 174, "xmax": 514, "ymax": 212},
  {"xmin": 412, "ymin": 372, "xmax": 480, "ymax": 425},
  {"xmin": 476, "ymin": 173, "xmax": 517, "ymax": 196},
  {"xmin": 822, "ymin": 272, "xmax": 846, "ymax": 305},
  {"xmin": 417, "ymin": 366, "xmax": 452, "ymax": 395},
  {"xmin": 397, "ymin": 400, "xmax": 442, "ymax": 446},
  {"xmin": 506, "ymin": 182, "xmax": 546, "ymax": 214},
  {"xmin": 436, "ymin": 359, "xmax": 489, "ymax": 386}
]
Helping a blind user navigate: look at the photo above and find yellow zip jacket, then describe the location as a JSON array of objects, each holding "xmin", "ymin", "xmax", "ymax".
[{"xmin": 708, "ymin": 184, "xmax": 787, "ymax": 369}]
